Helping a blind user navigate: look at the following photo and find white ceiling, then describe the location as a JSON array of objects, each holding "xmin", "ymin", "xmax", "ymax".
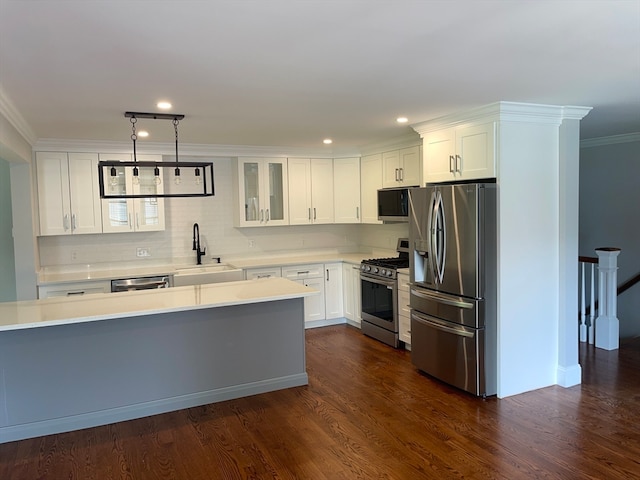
[{"xmin": 1, "ymin": 0, "xmax": 639, "ymax": 150}]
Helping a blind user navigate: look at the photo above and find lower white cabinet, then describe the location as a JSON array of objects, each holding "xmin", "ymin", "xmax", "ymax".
[
  {"xmin": 282, "ymin": 264, "xmax": 325, "ymax": 324},
  {"xmin": 342, "ymin": 262, "xmax": 361, "ymax": 327},
  {"xmin": 397, "ymin": 271, "xmax": 411, "ymax": 346},
  {"xmin": 38, "ymin": 280, "xmax": 111, "ymax": 299},
  {"xmin": 324, "ymin": 263, "xmax": 344, "ymax": 320}
]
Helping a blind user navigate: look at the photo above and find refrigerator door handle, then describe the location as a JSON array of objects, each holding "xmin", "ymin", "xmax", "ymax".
[
  {"xmin": 411, "ymin": 311, "xmax": 475, "ymax": 338},
  {"xmin": 410, "ymin": 287, "xmax": 474, "ymax": 309},
  {"xmin": 431, "ymin": 191, "xmax": 446, "ymax": 283}
]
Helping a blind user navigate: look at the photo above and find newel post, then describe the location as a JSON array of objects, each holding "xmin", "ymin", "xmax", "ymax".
[{"xmin": 595, "ymin": 247, "xmax": 621, "ymax": 351}]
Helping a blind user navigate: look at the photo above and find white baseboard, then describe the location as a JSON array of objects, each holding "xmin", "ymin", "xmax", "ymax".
[
  {"xmin": 557, "ymin": 363, "xmax": 582, "ymax": 388},
  {"xmin": 305, "ymin": 317, "xmax": 347, "ymax": 329}
]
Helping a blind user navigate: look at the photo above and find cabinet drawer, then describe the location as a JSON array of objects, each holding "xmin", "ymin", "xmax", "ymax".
[
  {"xmin": 38, "ymin": 280, "xmax": 111, "ymax": 299},
  {"xmin": 398, "ymin": 289, "xmax": 411, "ymax": 316},
  {"xmin": 282, "ymin": 264, "xmax": 323, "ymax": 280},
  {"xmin": 245, "ymin": 267, "xmax": 282, "ymax": 280}
]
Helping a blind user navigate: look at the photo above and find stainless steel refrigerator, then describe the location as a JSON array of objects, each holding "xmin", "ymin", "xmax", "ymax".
[{"xmin": 408, "ymin": 182, "xmax": 497, "ymax": 397}]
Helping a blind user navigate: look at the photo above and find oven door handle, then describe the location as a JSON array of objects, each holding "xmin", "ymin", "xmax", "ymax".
[
  {"xmin": 411, "ymin": 311, "xmax": 475, "ymax": 338},
  {"xmin": 410, "ymin": 287, "xmax": 474, "ymax": 309},
  {"xmin": 360, "ymin": 273, "xmax": 395, "ymax": 288}
]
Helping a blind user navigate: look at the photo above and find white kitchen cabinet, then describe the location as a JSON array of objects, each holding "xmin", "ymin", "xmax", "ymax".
[
  {"xmin": 333, "ymin": 157, "xmax": 361, "ymax": 223},
  {"xmin": 38, "ymin": 280, "xmax": 111, "ymax": 299},
  {"xmin": 288, "ymin": 158, "xmax": 334, "ymax": 225},
  {"xmin": 282, "ymin": 264, "xmax": 325, "ymax": 324},
  {"xmin": 360, "ymin": 153, "xmax": 383, "ymax": 224},
  {"xmin": 397, "ymin": 271, "xmax": 411, "ymax": 346},
  {"xmin": 423, "ymin": 122, "xmax": 495, "ymax": 183},
  {"xmin": 36, "ymin": 152, "xmax": 103, "ymax": 236},
  {"xmin": 244, "ymin": 267, "xmax": 282, "ymax": 279},
  {"xmin": 342, "ymin": 262, "xmax": 361, "ymax": 327},
  {"xmin": 233, "ymin": 157, "xmax": 288, "ymax": 227},
  {"xmin": 324, "ymin": 262, "xmax": 344, "ymax": 320},
  {"xmin": 100, "ymin": 153, "xmax": 165, "ymax": 233},
  {"xmin": 382, "ymin": 146, "xmax": 421, "ymax": 188}
]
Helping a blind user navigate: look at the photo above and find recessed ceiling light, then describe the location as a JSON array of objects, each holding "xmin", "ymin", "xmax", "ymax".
[
  {"xmin": 323, "ymin": 138, "xmax": 333, "ymax": 145},
  {"xmin": 138, "ymin": 130, "xmax": 149, "ymax": 138},
  {"xmin": 157, "ymin": 101, "xmax": 172, "ymax": 110},
  {"xmin": 396, "ymin": 117, "xmax": 408, "ymax": 124}
]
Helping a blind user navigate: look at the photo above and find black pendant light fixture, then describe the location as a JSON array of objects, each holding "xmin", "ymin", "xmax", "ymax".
[{"xmin": 99, "ymin": 112, "xmax": 214, "ymax": 198}]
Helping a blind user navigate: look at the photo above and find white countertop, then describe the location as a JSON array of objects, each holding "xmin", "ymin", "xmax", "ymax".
[
  {"xmin": 0, "ymin": 278, "xmax": 317, "ymax": 332},
  {"xmin": 37, "ymin": 252, "xmax": 375, "ymax": 285}
]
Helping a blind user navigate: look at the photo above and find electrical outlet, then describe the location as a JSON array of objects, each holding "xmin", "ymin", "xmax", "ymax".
[
  {"xmin": 136, "ymin": 247, "xmax": 150, "ymax": 257},
  {"xmin": 248, "ymin": 239, "xmax": 255, "ymax": 248}
]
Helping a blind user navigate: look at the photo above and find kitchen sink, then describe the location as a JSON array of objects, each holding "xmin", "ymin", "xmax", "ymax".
[{"xmin": 173, "ymin": 264, "xmax": 244, "ymax": 286}]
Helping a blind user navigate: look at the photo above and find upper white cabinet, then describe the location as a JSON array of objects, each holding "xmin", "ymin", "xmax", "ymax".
[
  {"xmin": 233, "ymin": 157, "xmax": 289, "ymax": 227},
  {"xmin": 36, "ymin": 152, "xmax": 103, "ymax": 236},
  {"xmin": 288, "ymin": 158, "xmax": 334, "ymax": 225},
  {"xmin": 381, "ymin": 145, "xmax": 421, "ymax": 188},
  {"xmin": 423, "ymin": 122, "xmax": 496, "ymax": 183},
  {"xmin": 100, "ymin": 154, "xmax": 165, "ymax": 233},
  {"xmin": 360, "ymin": 153, "xmax": 383, "ymax": 224},
  {"xmin": 333, "ymin": 157, "xmax": 361, "ymax": 223}
]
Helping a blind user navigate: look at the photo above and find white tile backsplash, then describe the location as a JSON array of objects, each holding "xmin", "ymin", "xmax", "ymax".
[{"xmin": 37, "ymin": 157, "xmax": 409, "ymax": 267}]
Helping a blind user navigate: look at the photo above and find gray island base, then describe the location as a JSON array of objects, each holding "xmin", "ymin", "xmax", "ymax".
[{"xmin": 0, "ymin": 297, "xmax": 307, "ymax": 443}]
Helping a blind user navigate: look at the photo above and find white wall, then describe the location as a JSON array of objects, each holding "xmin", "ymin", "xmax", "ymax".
[
  {"xmin": 38, "ymin": 157, "xmax": 409, "ymax": 267},
  {"xmin": 579, "ymin": 135, "xmax": 640, "ymax": 338}
]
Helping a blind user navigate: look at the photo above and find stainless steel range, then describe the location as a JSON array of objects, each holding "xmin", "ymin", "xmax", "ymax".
[{"xmin": 360, "ymin": 238, "xmax": 410, "ymax": 348}]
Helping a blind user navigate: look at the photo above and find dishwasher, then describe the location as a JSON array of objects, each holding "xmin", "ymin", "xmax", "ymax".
[{"xmin": 111, "ymin": 275, "xmax": 173, "ymax": 292}]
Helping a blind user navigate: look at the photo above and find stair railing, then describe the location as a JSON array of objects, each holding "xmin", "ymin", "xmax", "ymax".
[{"xmin": 579, "ymin": 248, "xmax": 622, "ymax": 351}]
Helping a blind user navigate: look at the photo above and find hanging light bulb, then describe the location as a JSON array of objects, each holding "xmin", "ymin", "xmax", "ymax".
[
  {"xmin": 154, "ymin": 165, "xmax": 162, "ymax": 186},
  {"xmin": 132, "ymin": 166, "xmax": 140, "ymax": 185},
  {"xmin": 109, "ymin": 166, "xmax": 118, "ymax": 190},
  {"xmin": 174, "ymin": 166, "xmax": 181, "ymax": 185},
  {"xmin": 195, "ymin": 167, "xmax": 201, "ymax": 186}
]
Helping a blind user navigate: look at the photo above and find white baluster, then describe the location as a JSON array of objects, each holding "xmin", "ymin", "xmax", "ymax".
[
  {"xmin": 588, "ymin": 263, "xmax": 595, "ymax": 345},
  {"xmin": 594, "ymin": 248, "xmax": 621, "ymax": 351},
  {"xmin": 580, "ymin": 262, "xmax": 587, "ymax": 342}
]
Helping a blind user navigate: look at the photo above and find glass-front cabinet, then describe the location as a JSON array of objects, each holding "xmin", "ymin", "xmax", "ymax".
[
  {"xmin": 233, "ymin": 157, "xmax": 288, "ymax": 227},
  {"xmin": 100, "ymin": 154, "xmax": 165, "ymax": 233}
]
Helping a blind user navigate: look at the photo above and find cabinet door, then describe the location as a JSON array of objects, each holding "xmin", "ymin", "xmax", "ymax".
[
  {"xmin": 333, "ymin": 157, "xmax": 361, "ymax": 223},
  {"xmin": 398, "ymin": 146, "xmax": 421, "ymax": 186},
  {"xmin": 423, "ymin": 128, "xmax": 456, "ymax": 183},
  {"xmin": 100, "ymin": 154, "xmax": 134, "ymax": 233},
  {"xmin": 132, "ymin": 154, "xmax": 165, "ymax": 232},
  {"xmin": 456, "ymin": 123, "xmax": 496, "ymax": 180},
  {"xmin": 302, "ymin": 277, "xmax": 325, "ymax": 323},
  {"xmin": 36, "ymin": 152, "xmax": 72, "ymax": 236},
  {"xmin": 263, "ymin": 158, "xmax": 289, "ymax": 226},
  {"xmin": 67, "ymin": 153, "xmax": 102, "ymax": 234},
  {"xmin": 360, "ymin": 153, "xmax": 382, "ymax": 224},
  {"xmin": 342, "ymin": 263, "xmax": 362, "ymax": 325},
  {"xmin": 324, "ymin": 263, "xmax": 343, "ymax": 320},
  {"xmin": 382, "ymin": 150, "xmax": 400, "ymax": 188},
  {"xmin": 288, "ymin": 158, "xmax": 312, "ymax": 225},
  {"xmin": 311, "ymin": 158, "xmax": 334, "ymax": 224},
  {"xmin": 237, "ymin": 158, "xmax": 263, "ymax": 226}
]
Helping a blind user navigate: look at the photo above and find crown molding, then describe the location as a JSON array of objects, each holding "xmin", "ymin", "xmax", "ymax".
[
  {"xmin": 32, "ymin": 138, "xmax": 362, "ymax": 159},
  {"xmin": 358, "ymin": 132, "xmax": 421, "ymax": 157},
  {"xmin": 412, "ymin": 101, "xmax": 592, "ymax": 136},
  {"xmin": 580, "ymin": 132, "xmax": 640, "ymax": 148},
  {"xmin": 0, "ymin": 85, "xmax": 37, "ymax": 145}
]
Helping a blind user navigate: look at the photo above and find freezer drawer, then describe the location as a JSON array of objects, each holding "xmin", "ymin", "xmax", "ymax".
[
  {"xmin": 411, "ymin": 310, "xmax": 494, "ymax": 397},
  {"xmin": 410, "ymin": 285, "xmax": 484, "ymax": 329}
]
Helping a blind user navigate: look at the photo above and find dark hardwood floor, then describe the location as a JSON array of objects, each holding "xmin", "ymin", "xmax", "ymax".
[{"xmin": 2, "ymin": 325, "xmax": 639, "ymax": 479}]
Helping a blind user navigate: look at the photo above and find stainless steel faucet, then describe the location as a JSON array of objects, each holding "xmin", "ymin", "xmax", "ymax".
[{"xmin": 192, "ymin": 222, "xmax": 206, "ymax": 265}]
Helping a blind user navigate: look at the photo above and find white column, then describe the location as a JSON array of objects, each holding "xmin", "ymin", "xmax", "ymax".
[{"xmin": 594, "ymin": 248, "xmax": 621, "ymax": 350}]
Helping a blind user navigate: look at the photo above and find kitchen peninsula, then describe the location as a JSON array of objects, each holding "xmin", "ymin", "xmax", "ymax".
[{"xmin": 0, "ymin": 278, "xmax": 316, "ymax": 444}]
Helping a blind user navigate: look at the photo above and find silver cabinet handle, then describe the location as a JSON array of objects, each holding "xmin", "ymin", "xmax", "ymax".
[
  {"xmin": 313, "ymin": 208, "xmax": 317, "ymax": 220},
  {"xmin": 260, "ymin": 209, "xmax": 264, "ymax": 222},
  {"xmin": 326, "ymin": 269, "xmax": 329, "ymax": 282},
  {"xmin": 356, "ymin": 206, "xmax": 359, "ymax": 219},
  {"xmin": 266, "ymin": 209, "xmax": 270, "ymax": 222},
  {"xmin": 128, "ymin": 213, "xmax": 132, "ymax": 229},
  {"xmin": 455, "ymin": 154, "xmax": 462, "ymax": 173},
  {"xmin": 66, "ymin": 291, "xmax": 85, "ymax": 296},
  {"xmin": 63, "ymin": 214, "xmax": 70, "ymax": 231},
  {"xmin": 449, "ymin": 155, "xmax": 455, "ymax": 173},
  {"xmin": 256, "ymin": 274, "xmax": 272, "ymax": 279},
  {"xmin": 395, "ymin": 168, "xmax": 399, "ymax": 181},
  {"xmin": 399, "ymin": 167, "xmax": 404, "ymax": 181},
  {"xmin": 136, "ymin": 212, "xmax": 140, "ymax": 229},
  {"xmin": 308, "ymin": 208, "xmax": 311, "ymax": 220},
  {"xmin": 71, "ymin": 213, "xmax": 77, "ymax": 231}
]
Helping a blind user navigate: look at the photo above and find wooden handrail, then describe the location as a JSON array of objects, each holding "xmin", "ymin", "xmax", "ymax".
[
  {"xmin": 618, "ymin": 272, "xmax": 640, "ymax": 296},
  {"xmin": 579, "ymin": 256, "xmax": 598, "ymax": 264}
]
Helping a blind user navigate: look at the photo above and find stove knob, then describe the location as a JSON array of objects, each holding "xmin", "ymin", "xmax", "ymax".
[
  {"xmin": 387, "ymin": 270, "xmax": 394, "ymax": 277},
  {"xmin": 380, "ymin": 268, "xmax": 386, "ymax": 276},
  {"xmin": 373, "ymin": 267, "xmax": 379, "ymax": 274}
]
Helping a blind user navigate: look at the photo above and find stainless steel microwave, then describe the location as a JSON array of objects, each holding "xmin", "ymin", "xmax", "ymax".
[{"xmin": 377, "ymin": 187, "xmax": 410, "ymax": 222}]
